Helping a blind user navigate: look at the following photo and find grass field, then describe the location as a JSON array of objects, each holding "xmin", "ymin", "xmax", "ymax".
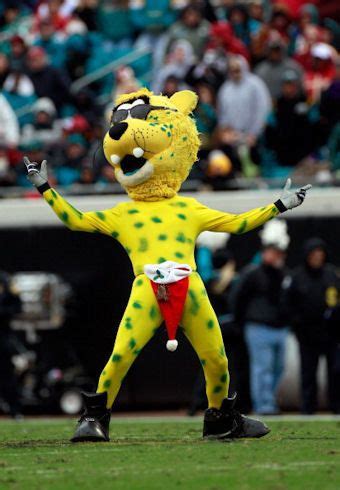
[{"xmin": 0, "ymin": 416, "xmax": 339, "ymax": 490}]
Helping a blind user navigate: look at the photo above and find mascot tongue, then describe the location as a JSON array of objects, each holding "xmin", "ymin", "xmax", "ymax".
[{"xmin": 144, "ymin": 262, "xmax": 192, "ymax": 351}]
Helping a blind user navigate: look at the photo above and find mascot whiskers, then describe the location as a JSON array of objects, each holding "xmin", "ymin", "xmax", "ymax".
[{"xmin": 25, "ymin": 88, "xmax": 311, "ymax": 442}]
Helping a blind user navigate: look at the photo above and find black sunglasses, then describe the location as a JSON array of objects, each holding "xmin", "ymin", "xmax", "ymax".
[{"xmin": 111, "ymin": 104, "xmax": 177, "ymax": 124}]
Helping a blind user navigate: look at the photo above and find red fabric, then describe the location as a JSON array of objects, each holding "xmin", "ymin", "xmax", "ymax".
[
  {"xmin": 208, "ymin": 22, "xmax": 250, "ymax": 61},
  {"xmin": 151, "ymin": 277, "xmax": 189, "ymax": 341}
]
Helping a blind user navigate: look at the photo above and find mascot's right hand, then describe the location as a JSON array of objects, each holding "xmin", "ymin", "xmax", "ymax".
[{"xmin": 24, "ymin": 156, "xmax": 49, "ymax": 189}]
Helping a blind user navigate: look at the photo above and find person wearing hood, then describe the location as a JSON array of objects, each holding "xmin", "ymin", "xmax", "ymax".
[
  {"xmin": 230, "ymin": 224, "xmax": 290, "ymax": 415},
  {"xmin": 207, "ymin": 21, "xmax": 250, "ymax": 61},
  {"xmin": 151, "ymin": 39, "xmax": 196, "ymax": 94},
  {"xmin": 284, "ymin": 238, "xmax": 340, "ymax": 414},
  {"xmin": 21, "ymin": 97, "xmax": 62, "ymax": 148}
]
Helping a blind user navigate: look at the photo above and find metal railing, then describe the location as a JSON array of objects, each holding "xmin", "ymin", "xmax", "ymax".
[{"xmin": 70, "ymin": 46, "xmax": 152, "ymax": 94}]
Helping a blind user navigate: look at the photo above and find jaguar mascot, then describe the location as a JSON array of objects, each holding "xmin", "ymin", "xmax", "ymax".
[{"xmin": 24, "ymin": 88, "xmax": 311, "ymax": 442}]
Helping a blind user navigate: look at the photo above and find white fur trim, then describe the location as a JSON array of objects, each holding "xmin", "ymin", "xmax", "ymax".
[
  {"xmin": 144, "ymin": 261, "xmax": 192, "ymax": 284},
  {"xmin": 166, "ymin": 340, "xmax": 178, "ymax": 352}
]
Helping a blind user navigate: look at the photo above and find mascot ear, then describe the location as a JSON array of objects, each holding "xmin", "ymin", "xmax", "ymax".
[{"xmin": 169, "ymin": 90, "xmax": 198, "ymax": 115}]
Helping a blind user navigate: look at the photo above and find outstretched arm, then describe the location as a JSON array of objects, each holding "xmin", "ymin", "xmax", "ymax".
[
  {"xmin": 24, "ymin": 157, "xmax": 117, "ymax": 235},
  {"xmin": 197, "ymin": 179, "xmax": 312, "ymax": 234}
]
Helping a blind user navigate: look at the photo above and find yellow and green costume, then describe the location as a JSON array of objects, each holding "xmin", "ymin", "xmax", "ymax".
[{"xmin": 41, "ymin": 187, "xmax": 279, "ymax": 408}]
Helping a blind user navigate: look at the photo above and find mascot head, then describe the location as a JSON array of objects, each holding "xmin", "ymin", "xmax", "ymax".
[{"xmin": 103, "ymin": 88, "xmax": 200, "ymax": 201}]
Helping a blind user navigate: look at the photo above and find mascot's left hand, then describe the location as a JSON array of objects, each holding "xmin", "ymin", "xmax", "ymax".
[{"xmin": 275, "ymin": 178, "xmax": 312, "ymax": 212}]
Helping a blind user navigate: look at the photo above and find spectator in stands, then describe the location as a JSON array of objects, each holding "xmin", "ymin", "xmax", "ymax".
[
  {"xmin": 255, "ymin": 38, "xmax": 303, "ymax": 100},
  {"xmin": 75, "ymin": 0, "xmax": 99, "ymax": 32},
  {"xmin": 268, "ymin": 5, "xmax": 292, "ymax": 46},
  {"xmin": 304, "ymin": 43, "xmax": 337, "ymax": 103},
  {"xmin": 33, "ymin": 18, "xmax": 66, "ymax": 68},
  {"xmin": 208, "ymin": 20, "xmax": 250, "ymax": 61},
  {"xmin": 152, "ymin": 39, "xmax": 195, "ymax": 94},
  {"xmin": 248, "ymin": 0, "xmax": 265, "ymax": 35},
  {"xmin": 320, "ymin": 57, "xmax": 340, "ymax": 130},
  {"xmin": 132, "ymin": 0, "xmax": 180, "ymax": 76},
  {"xmin": 227, "ymin": 3, "xmax": 251, "ymax": 47},
  {"xmin": 63, "ymin": 21, "xmax": 90, "ymax": 82},
  {"xmin": 293, "ymin": 3, "xmax": 325, "ymax": 62},
  {"xmin": 0, "ymin": 93, "xmax": 20, "ymax": 148},
  {"xmin": 216, "ymin": 55, "xmax": 271, "ymax": 173},
  {"xmin": 9, "ymin": 35, "xmax": 27, "ymax": 72},
  {"xmin": 265, "ymin": 70, "xmax": 317, "ymax": 167},
  {"xmin": 0, "ymin": 3, "xmax": 29, "ymax": 38},
  {"xmin": 73, "ymin": 87, "xmax": 102, "ymax": 126},
  {"xmin": 185, "ymin": 47, "xmax": 228, "ymax": 91},
  {"xmin": 2, "ymin": 67, "xmax": 35, "ymax": 99},
  {"xmin": 77, "ymin": 164, "xmax": 96, "ymax": 185},
  {"xmin": 161, "ymin": 75, "xmax": 181, "ymax": 98},
  {"xmin": 164, "ymin": 6, "xmax": 210, "ymax": 59},
  {"xmin": 113, "ymin": 65, "xmax": 141, "ymax": 100},
  {"xmin": 26, "ymin": 46, "xmax": 72, "ymax": 114},
  {"xmin": 285, "ymin": 238, "xmax": 340, "ymax": 414},
  {"xmin": 34, "ymin": 0, "xmax": 71, "ymax": 32},
  {"xmin": 194, "ymin": 81, "xmax": 217, "ymax": 154},
  {"xmin": 52, "ymin": 134, "xmax": 88, "ymax": 186},
  {"xmin": 231, "ymin": 241, "xmax": 289, "ymax": 414},
  {"xmin": 21, "ymin": 98, "xmax": 62, "ymax": 148}
]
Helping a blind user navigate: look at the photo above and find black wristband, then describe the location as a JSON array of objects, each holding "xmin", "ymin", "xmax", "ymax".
[
  {"xmin": 274, "ymin": 199, "xmax": 287, "ymax": 213},
  {"xmin": 37, "ymin": 182, "xmax": 51, "ymax": 195}
]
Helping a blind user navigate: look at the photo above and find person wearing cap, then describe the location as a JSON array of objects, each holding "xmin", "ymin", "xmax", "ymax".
[
  {"xmin": 284, "ymin": 238, "xmax": 340, "ymax": 414},
  {"xmin": 230, "ymin": 224, "xmax": 291, "ymax": 414},
  {"xmin": 304, "ymin": 42, "xmax": 336, "ymax": 103},
  {"xmin": 255, "ymin": 37, "xmax": 303, "ymax": 100}
]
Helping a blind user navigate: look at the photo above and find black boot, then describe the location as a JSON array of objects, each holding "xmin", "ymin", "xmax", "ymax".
[
  {"xmin": 70, "ymin": 392, "xmax": 111, "ymax": 443},
  {"xmin": 203, "ymin": 394, "xmax": 270, "ymax": 440}
]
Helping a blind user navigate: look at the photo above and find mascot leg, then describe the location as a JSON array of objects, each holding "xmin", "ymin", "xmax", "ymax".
[
  {"xmin": 71, "ymin": 275, "xmax": 162, "ymax": 443},
  {"xmin": 182, "ymin": 273, "xmax": 270, "ymax": 440}
]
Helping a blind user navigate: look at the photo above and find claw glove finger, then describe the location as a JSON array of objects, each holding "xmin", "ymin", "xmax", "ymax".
[
  {"xmin": 24, "ymin": 156, "xmax": 49, "ymax": 189},
  {"xmin": 275, "ymin": 178, "xmax": 312, "ymax": 212}
]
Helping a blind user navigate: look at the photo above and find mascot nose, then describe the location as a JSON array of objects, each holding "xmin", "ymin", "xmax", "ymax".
[{"xmin": 109, "ymin": 122, "xmax": 128, "ymax": 141}]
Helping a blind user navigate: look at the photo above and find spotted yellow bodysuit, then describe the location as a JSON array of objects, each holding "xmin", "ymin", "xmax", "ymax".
[{"xmin": 42, "ymin": 188, "xmax": 279, "ymax": 408}]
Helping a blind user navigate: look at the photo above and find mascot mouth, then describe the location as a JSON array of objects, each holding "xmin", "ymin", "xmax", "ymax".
[
  {"xmin": 120, "ymin": 154, "xmax": 147, "ymax": 176},
  {"xmin": 115, "ymin": 152, "xmax": 154, "ymax": 187}
]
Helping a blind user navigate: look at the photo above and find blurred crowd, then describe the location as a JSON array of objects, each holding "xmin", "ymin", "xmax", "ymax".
[
  {"xmin": 191, "ymin": 221, "xmax": 340, "ymax": 415},
  {"xmin": 0, "ymin": 0, "xmax": 339, "ymax": 191}
]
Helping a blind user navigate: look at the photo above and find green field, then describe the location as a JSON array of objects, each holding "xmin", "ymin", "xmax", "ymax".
[{"xmin": 0, "ymin": 417, "xmax": 339, "ymax": 490}]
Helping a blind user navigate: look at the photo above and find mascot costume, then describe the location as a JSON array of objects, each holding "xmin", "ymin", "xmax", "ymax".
[{"xmin": 24, "ymin": 89, "xmax": 311, "ymax": 442}]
